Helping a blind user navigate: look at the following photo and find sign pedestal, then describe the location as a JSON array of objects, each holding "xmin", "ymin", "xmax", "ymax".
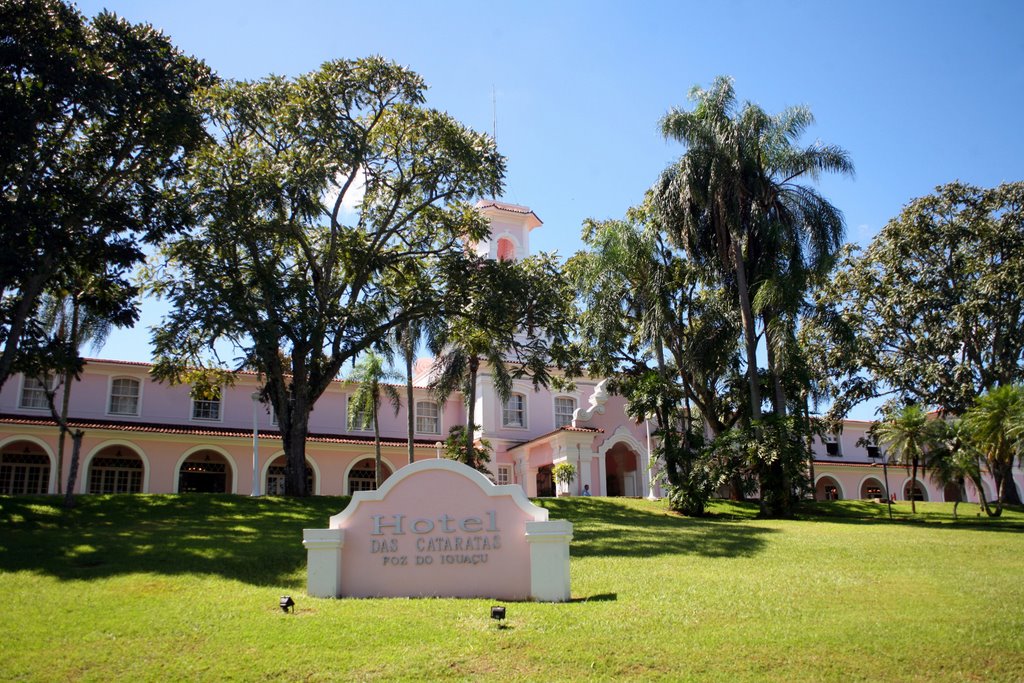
[{"xmin": 302, "ymin": 459, "xmax": 573, "ymax": 602}]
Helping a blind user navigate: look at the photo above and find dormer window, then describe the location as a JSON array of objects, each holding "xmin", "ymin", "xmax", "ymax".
[
  {"xmin": 192, "ymin": 389, "xmax": 222, "ymax": 421},
  {"xmin": 19, "ymin": 376, "xmax": 50, "ymax": 410},
  {"xmin": 109, "ymin": 377, "xmax": 141, "ymax": 416},
  {"xmin": 554, "ymin": 397, "xmax": 576, "ymax": 428},
  {"xmin": 503, "ymin": 393, "xmax": 526, "ymax": 428}
]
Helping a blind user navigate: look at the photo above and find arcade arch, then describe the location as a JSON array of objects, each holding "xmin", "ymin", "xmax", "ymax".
[
  {"xmin": 174, "ymin": 446, "xmax": 238, "ymax": 493},
  {"xmin": 0, "ymin": 436, "xmax": 55, "ymax": 494},
  {"xmin": 815, "ymin": 475, "xmax": 844, "ymax": 501},
  {"xmin": 344, "ymin": 456, "xmax": 395, "ymax": 494}
]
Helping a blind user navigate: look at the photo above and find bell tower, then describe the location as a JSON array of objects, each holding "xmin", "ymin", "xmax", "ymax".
[{"xmin": 473, "ymin": 200, "xmax": 543, "ymax": 261}]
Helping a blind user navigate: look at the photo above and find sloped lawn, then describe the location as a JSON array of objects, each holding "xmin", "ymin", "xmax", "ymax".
[{"xmin": 1, "ymin": 494, "xmax": 1021, "ymax": 681}]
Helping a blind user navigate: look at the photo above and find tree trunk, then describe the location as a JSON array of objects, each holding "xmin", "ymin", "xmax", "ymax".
[
  {"xmin": 63, "ymin": 429, "xmax": 84, "ymax": 509},
  {"xmin": 374, "ymin": 402, "xmax": 383, "ymax": 487},
  {"xmin": 732, "ymin": 238, "xmax": 762, "ymax": 421},
  {"xmin": 284, "ymin": 407, "xmax": 310, "ymax": 497},
  {"xmin": 465, "ymin": 358, "xmax": 479, "ymax": 464},
  {"xmin": 405, "ymin": 349, "xmax": 415, "ymax": 465},
  {"xmin": 994, "ymin": 459, "xmax": 1021, "ymax": 506},
  {"xmin": 910, "ymin": 457, "xmax": 918, "ymax": 514},
  {"xmin": 55, "ymin": 299, "xmax": 81, "ymax": 495}
]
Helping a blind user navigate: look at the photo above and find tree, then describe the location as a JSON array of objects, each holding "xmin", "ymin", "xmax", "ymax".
[
  {"xmin": 0, "ymin": 0, "xmax": 212, "ymax": 390},
  {"xmin": 33, "ymin": 272, "xmax": 113, "ymax": 501},
  {"xmin": 567, "ymin": 204, "xmax": 743, "ymax": 512},
  {"xmin": 429, "ymin": 252, "xmax": 575, "ymax": 464},
  {"xmin": 653, "ymin": 76, "xmax": 853, "ymax": 516},
  {"xmin": 347, "ymin": 351, "xmax": 402, "ymax": 487},
  {"xmin": 875, "ymin": 404, "xmax": 944, "ymax": 513},
  {"xmin": 552, "ymin": 462, "xmax": 576, "ymax": 495},
  {"xmin": 926, "ymin": 420, "xmax": 989, "ymax": 519},
  {"xmin": 441, "ymin": 424, "xmax": 492, "ymax": 474},
  {"xmin": 147, "ymin": 57, "xmax": 503, "ymax": 495},
  {"xmin": 961, "ymin": 385, "xmax": 1024, "ymax": 515},
  {"xmin": 820, "ymin": 182, "xmax": 1024, "ymax": 419}
]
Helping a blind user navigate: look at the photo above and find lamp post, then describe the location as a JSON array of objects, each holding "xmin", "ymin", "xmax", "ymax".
[
  {"xmin": 881, "ymin": 452, "xmax": 893, "ymax": 521},
  {"xmin": 251, "ymin": 391, "xmax": 261, "ymax": 497}
]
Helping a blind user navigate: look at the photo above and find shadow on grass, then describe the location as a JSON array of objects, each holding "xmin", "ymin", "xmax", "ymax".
[
  {"xmin": 0, "ymin": 495, "xmax": 774, "ymax": 588},
  {"xmin": 570, "ymin": 592, "xmax": 618, "ymax": 603},
  {"xmin": 536, "ymin": 498, "xmax": 774, "ymax": 559},
  {"xmin": 0, "ymin": 494, "xmax": 349, "ymax": 588},
  {"xmin": 794, "ymin": 499, "xmax": 1024, "ymax": 533}
]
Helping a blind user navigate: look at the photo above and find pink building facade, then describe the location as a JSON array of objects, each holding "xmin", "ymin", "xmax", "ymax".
[
  {"xmin": 0, "ymin": 202, "xmax": 655, "ymax": 500},
  {"xmin": 0, "ymin": 200, "xmax": 1017, "ymax": 504}
]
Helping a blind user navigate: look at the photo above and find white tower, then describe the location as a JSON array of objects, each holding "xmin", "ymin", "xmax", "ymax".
[{"xmin": 473, "ymin": 200, "xmax": 542, "ymax": 261}]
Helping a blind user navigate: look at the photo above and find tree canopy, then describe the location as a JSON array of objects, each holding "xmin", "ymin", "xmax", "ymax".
[
  {"xmin": 146, "ymin": 57, "xmax": 503, "ymax": 495},
  {"xmin": 818, "ymin": 181, "xmax": 1024, "ymax": 417},
  {"xmin": 0, "ymin": 0, "xmax": 212, "ymax": 389}
]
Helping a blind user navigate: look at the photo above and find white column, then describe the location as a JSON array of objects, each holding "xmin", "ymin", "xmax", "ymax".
[
  {"xmin": 303, "ymin": 528, "xmax": 345, "ymax": 598},
  {"xmin": 251, "ymin": 392, "xmax": 261, "ymax": 497},
  {"xmin": 579, "ymin": 451, "xmax": 593, "ymax": 496},
  {"xmin": 597, "ymin": 453, "xmax": 607, "ymax": 496},
  {"xmin": 524, "ymin": 519, "xmax": 573, "ymax": 602}
]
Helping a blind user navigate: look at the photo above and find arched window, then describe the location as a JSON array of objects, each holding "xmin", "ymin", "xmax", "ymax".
[
  {"xmin": 497, "ymin": 237, "xmax": 515, "ymax": 261},
  {"xmin": 178, "ymin": 450, "xmax": 232, "ymax": 493},
  {"xmin": 109, "ymin": 377, "xmax": 141, "ymax": 416},
  {"xmin": 347, "ymin": 457, "xmax": 393, "ymax": 494},
  {"xmin": 503, "ymin": 393, "xmax": 526, "ymax": 428},
  {"xmin": 0, "ymin": 442, "xmax": 50, "ymax": 494},
  {"xmin": 88, "ymin": 448, "xmax": 143, "ymax": 494},
  {"xmin": 415, "ymin": 401, "xmax": 440, "ymax": 434},
  {"xmin": 554, "ymin": 397, "xmax": 576, "ymax": 428},
  {"xmin": 266, "ymin": 455, "xmax": 313, "ymax": 496},
  {"xmin": 904, "ymin": 481, "xmax": 928, "ymax": 501}
]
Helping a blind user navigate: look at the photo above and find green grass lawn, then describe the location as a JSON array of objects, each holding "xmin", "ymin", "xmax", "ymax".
[{"xmin": 1, "ymin": 494, "xmax": 1022, "ymax": 681}]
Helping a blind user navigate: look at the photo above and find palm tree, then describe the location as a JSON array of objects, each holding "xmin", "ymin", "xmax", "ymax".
[
  {"xmin": 962, "ymin": 385, "xmax": 1024, "ymax": 515},
  {"xmin": 35, "ymin": 281, "xmax": 113, "ymax": 504},
  {"xmin": 429, "ymin": 319, "xmax": 513, "ymax": 465},
  {"xmin": 926, "ymin": 420, "xmax": 990, "ymax": 519},
  {"xmin": 393, "ymin": 320, "xmax": 426, "ymax": 466},
  {"xmin": 875, "ymin": 404, "xmax": 944, "ymax": 513},
  {"xmin": 347, "ymin": 352, "xmax": 402, "ymax": 487},
  {"xmin": 654, "ymin": 76, "xmax": 853, "ymax": 516}
]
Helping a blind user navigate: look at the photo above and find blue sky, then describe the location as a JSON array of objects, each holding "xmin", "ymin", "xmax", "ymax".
[{"xmin": 78, "ymin": 0, "xmax": 1024, "ymax": 419}]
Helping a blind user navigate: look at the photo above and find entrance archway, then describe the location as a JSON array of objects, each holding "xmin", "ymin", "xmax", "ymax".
[
  {"xmin": 815, "ymin": 475, "xmax": 843, "ymax": 500},
  {"xmin": 536, "ymin": 465, "xmax": 554, "ymax": 497},
  {"xmin": 859, "ymin": 477, "xmax": 885, "ymax": 500},
  {"xmin": 265, "ymin": 455, "xmax": 315, "ymax": 495},
  {"xmin": 903, "ymin": 479, "xmax": 929, "ymax": 501},
  {"xmin": 0, "ymin": 439, "xmax": 52, "ymax": 494},
  {"xmin": 177, "ymin": 449, "xmax": 233, "ymax": 493},
  {"xmin": 86, "ymin": 444, "xmax": 145, "ymax": 494},
  {"xmin": 605, "ymin": 442, "xmax": 639, "ymax": 497},
  {"xmin": 346, "ymin": 457, "xmax": 394, "ymax": 494}
]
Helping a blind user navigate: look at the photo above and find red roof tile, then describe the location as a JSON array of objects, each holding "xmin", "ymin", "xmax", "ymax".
[{"xmin": 0, "ymin": 413, "xmax": 442, "ymax": 448}]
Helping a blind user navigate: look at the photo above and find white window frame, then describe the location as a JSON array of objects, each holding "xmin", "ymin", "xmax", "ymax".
[
  {"xmin": 348, "ymin": 395, "xmax": 371, "ymax": 432},
  {"xmin": 495, "ymin": 464, "xmax": 513, "ymax": 486},
  {"xmin": 19, "ymin": 376, "xmax": 51, "ymax": 411},
  {"xmin": 554, "ymin": 396, "xmax": 577, "ymax": 429},
  {"xmin": 824, "ymin": 434, "xmax": 841, "ymax": 457},
  {"xmin": 415, "ymin": 400, "xmax": 441, "ymax": 435},
  {"xmin": 502, "ymin": 392, "xmax": 527, "ymax": 429},
  {"xmin": 190, "ymin": 388, "xmax": 223, "ymax": 422},
  {"xmin": 107, "ymin": 376, "xmax": 142, "ymax": 417}
]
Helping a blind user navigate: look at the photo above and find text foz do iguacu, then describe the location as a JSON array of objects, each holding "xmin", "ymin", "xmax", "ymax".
[{"xmin": 369, "ymin": 511, "xmax": 501, "ymax": 567}]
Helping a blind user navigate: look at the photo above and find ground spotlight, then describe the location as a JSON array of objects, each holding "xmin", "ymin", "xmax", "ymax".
[
  {"xmin": 280, "ymin": 596, "xmax": 295, "ymax": 613},
  {"xmin": 490, "ymin": 605, "xmax": 506, "ymax": 627}
]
